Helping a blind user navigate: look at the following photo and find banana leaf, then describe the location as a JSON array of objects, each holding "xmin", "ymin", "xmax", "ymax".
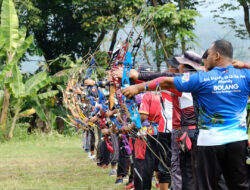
[
  {"xmin": 1, "ymin": 0, "xmax": 19, "ymax": 51},
  {"xmin": 24, "ymin": 72, "xmax": 50, "ymax": 97},
  {"xmin": 38, "ymin": 90, "xmax": 59, "ymax": 100},
  {"xmin": 7, "ymin": 63, "xmax": 25, "ymax": 98}
]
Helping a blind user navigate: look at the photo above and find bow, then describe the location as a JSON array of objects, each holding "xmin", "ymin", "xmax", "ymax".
[{"xmin": 122, "ymin": 51, "xmax": 141, "ymax": 129}]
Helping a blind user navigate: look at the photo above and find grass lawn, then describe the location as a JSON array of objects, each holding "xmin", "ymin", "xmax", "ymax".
[
  {"xmin": 0, "ymin": 131, "xmax": 249, "ymax": 189},
  {"xmin": 0, "ymin": 134, "xmax": 128, "ymax": 190}
]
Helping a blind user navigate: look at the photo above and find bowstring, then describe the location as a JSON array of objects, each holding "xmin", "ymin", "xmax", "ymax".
[
  {"xmin": 61, "ymin": 1, "xmax": 188, "ymax": 175},
  {"xmin": 126, "ymin": 124, "xmax": 171, "ymax": 173}
]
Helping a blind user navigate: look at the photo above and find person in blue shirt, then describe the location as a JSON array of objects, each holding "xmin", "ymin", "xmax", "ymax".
[{"xmin": 122, "ymin": 40, "xmax": 250, "ymax": 190}]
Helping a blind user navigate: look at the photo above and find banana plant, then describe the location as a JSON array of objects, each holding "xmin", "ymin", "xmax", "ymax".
[
  {"xmin": 6, "ymin": 64, "xmax": 58, "ymax": 139},
  {"xmin": 0, "ymin": 0, "xmax": 34, "ymax": 132}
]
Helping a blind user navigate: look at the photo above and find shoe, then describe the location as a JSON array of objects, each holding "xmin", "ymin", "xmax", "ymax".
[
  {"xmin": 152, "ymin": 176, "xmax": 155, "ymax": 182},
  {"xmin": 124, "ymin": 182, "xmax": 134, "ymax": 189},
  {"xmin": 85, "ymin": 149, "xmax": 89, "ymax": 153},
  {"xmin": 102, "ymin": 164, "xmax": 109, "ymax": 169},
  {"xmin": 156, "ymin": 181, "xmax": 159, "ymax": 189},
  {"xmin": 89, "ymin": 154, "xmax": 96, "ymax": 160},
  {"xmin": 123, "ymin": 176, "xmax": 128, "ymax": 183},
  {"xmin": 115, "ymin": 178, "xmax": 123, "ymax": 184},
  {"xmin": 109, "ymin": 169, "xmax": 117, "ymax": 176},
  {"xmin": 88, "ymin": 152, "xmax": 92, "ymax": 158},
  {"xmin": 97, "ymin": 162, "xmax": 102, "ymax": 167}
]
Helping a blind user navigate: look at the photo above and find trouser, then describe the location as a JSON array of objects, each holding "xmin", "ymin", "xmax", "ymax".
[
  {"xmin": 180, "ymin": 149, "xmax": 194, "ymax": 190},
  {"xmin": 179, "ymin": 129, "xmax": 196, "ymax": 190},
  {"xmin": 171, "ymin": 129, "xmax": 182, "ymax": 190},
  {"xmin": 142, "ymin": 135, "xmax": 159, "ymax": 190},
  {"xmin": 128, "ymin": 158, "xmax": 134, "ymax": 184},
  {"xmin": 86, "ymin": 131, "xmax": 91, "ymax": 151},
  {"xmin": 99, "ymin": 140, "xmax": 110, "ymax": 165},
  {"xmin": 128, "ymin": 136, "xmax": 135, "ymax": 184},
  {"xmin": 83, "ymin": 131, "xmax": 91, "ymax": 151},
  {"xmin": 196, "ymin": 140, "xmax": 249, "ymax": 190},
  {"xmin": 82, "ymin": 131, "xmax": 86, "ymax": 149},
  {"xmin": 134, "ymin": 158, "xmax": 144, "ymax": 190},
  {"xmin": 157, "ymin": 132, "xmax": 172, "ymax": 184},
  {"xmin": 110, "ymin": 133, "xmax": 119, "ymax": 165},
  {"xmin": 133, "ymin": 136, "xmax": 144, "ymax": 190},
  {"xmin": 96, "ymin": 128, "xmax": 102, "ymax": 161},
  {"xmin": 217, "ymin": 175, "xmax": 229, "ymax": 190},
  {"xmin": 181, "ymin": 129, "xmax": 228, "ymax": 190},
  {"xmin": 89, "ymin": 129, "xmax": 95, "ymax": 152},
  {"xmin": 117, "ymin": 136, "xmax": 130, "ymax": 177}
]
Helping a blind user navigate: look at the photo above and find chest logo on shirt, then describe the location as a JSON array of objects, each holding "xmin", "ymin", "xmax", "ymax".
[{"xmin": 181, "ymin": 73, "xmax": 190, "ymax": 83}]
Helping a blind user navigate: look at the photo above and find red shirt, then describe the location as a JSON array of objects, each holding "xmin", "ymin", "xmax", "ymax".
[
  {"xmin": 139, "ymin": 93, "xmax": 161, "ymax": 124},
  {"xmin": 158, "ymin": 91, "xmax": 173, "ymax": 133},
  {"xmin": 168, "ymin": 89, "xmax": 195, "ymax": 129}
]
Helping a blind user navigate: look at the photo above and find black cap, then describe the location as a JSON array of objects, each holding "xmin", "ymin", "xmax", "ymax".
[
  {"xmin": 167, "ymin": 58, "xmax": 180, "ymax": 69},
  {"xmin": 138, "ymin": 65, "xmax": 154, "ymax": 73}
]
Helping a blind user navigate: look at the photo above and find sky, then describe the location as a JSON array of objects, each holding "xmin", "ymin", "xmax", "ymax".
[{"xmin": 21, "ymin": 0, "xmax": 249, "ymax": 73}]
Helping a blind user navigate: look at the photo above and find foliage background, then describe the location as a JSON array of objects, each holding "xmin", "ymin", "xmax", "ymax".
[{"xmin": 0, "ymin": 0, "xmax": 248, "ymax": 140}]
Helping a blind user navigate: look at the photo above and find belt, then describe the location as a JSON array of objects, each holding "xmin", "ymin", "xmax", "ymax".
[{"xmin": 176, "ymin": 125, "xmax": 196, "ymax": 130}]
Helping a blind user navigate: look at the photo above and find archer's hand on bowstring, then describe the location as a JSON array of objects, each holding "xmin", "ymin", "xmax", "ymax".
[
  {"xmin": 84, "ymin": 79, "xmax": 96, "ymax": 86},
  {"xmin": 105, "ymin": 109, "xmax": 117, "ymax": 118},
  {"xmin": 101, "ymin": 128, "xmax": 110, "ymax": 136},
  {"xmin": 111, "ymin": 125, "xmax": 119, "ymax": 134},
  {"xmin": 82, "ymin": 117, "xmax": 89, "ymax": 124},
  {"xmin": 111, "ymin": 67, "xmax": 123, "ymax": 80},
  {"xmin": 73, "ymin": 88, "xmax": 82, "ymax": 94},
  {"xmin": 90, "ymin": 115, "xmax": 98, "ymax": 123},
  {"xmin": 119, "ymin": 102, "xmax": 131, "ymax": 118},
  {"xmin": 122, "ymin": 84, "xmax": 142, "ymax": 99},
  {"xmin": 121, "ymin": 125, "xmax": 131, "ymax": 133},
  {"xmin": 111, "ymin": 68, "xmax": 139, "ymax": 81}
]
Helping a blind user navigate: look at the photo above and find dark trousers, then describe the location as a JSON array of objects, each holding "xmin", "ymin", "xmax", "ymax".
[
  {"xmin": 96, "ymin": 128, "xmax": 101, "ymax": 161},
  {"xmin": 89, "ymin": 129, "xmax": 95, "ymax": 151},
  {"xmin": 142, "ymin": 135, "xmax": 159, "ymax": 190},
  {"xmin": 186, "ymin": 137, "xmax": 228, "ymax": 190},
  {"xmin": 128, "ymin": 137, "xmax": 135, "ymax": 184},
  {"xmin": 110, "ymin": 134, "xmax": 119, "ymax": 166},
  {"xmin": 132, "ymin": 137, "xmax": 144, "ymax": 190},
  {"xmin": 179, "ymin": 129, "xmax": 196, "ymax": 190},
  {"xmin": 128, "ymin": 161, "xmax": 134, "ymax": 184},
  {"xmin": 134, "ymin": 158, "xmax": 144, "ymax": 190},
  {"xmin": 117, "ymin": 137, "xmax": 130, "ymax": 177},
  {"xmin": 180, "ymin": 150, "xmax": 194, "ymax": 190},
  {"xmin": 99, "ymin": 140, "xmax": 110, "ymax": 165},
  {"xmin": 157, "ymin": 132, "xmax": 172, "ymax": 184},
  {"xmin": 196, "ymin": 140, "xmax": 249, "ymax": 190}
]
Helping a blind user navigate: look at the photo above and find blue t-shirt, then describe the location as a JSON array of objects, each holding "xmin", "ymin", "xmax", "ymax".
[{"xmin": 174, "ymin": 65, "xmax": 250, "ymax": 146}]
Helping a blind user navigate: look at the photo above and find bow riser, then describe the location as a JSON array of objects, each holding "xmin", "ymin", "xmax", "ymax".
[{"xmin": 122, "ymin": 52, "xmax": 142, "ymax": 129}]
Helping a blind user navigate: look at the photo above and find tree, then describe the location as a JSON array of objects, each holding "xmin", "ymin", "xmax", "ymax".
[
  {"xmin": 0, "ymin": 0, "xmax": 34, "ymax": 133},
  {"xmin": 0, "ymin": 0, "xmax": 59, "ymax": 139},
  {"xmin": 140, "ymin": 2, "xmax": 200, "ymax": 71},
  {"xmin": 6, "ymin": 65, "xmax": 58, "ymax": 138},
  {"xmin": 211, "ymin": 0, "xmax": 250, "ymax": 39},
  {"xmin": 72, "ymin": 0, "xmax": 144, "ymax": 52}
]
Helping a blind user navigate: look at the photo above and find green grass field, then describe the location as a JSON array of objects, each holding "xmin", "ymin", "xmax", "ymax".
[
  {"xmin": 0, "ymin": 134, "xmax": 127, "ymax": 190},
  {"xmin": 1, "ymin": 131, "xmax": 248, "ymax": 190}
]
